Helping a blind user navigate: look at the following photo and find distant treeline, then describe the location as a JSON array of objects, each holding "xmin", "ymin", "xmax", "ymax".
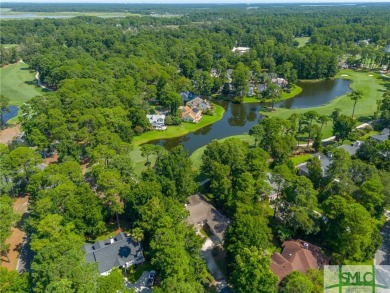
[{"xmin": 1, "ymin": 2, "xmax": 390, "ymax": 15}]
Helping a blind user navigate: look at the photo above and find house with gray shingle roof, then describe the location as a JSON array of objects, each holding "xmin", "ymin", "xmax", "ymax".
[
  {"xmin": 371, "ymin": 128, "xmax": 389, "ymax": 142},
  {"xmin": 82, "ymin": 232, "xmax": 144, "ymax": 276},
  {"xmin": 297, "ymin": 153, "xmax": 332, "ymax": 177}
]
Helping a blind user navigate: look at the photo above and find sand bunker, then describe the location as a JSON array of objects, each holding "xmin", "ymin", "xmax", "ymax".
[
  {"xmin": 341, "ymin": 74, "xmax": 349, "ymax": 76},
  {"xmin": 368, "ymin": 75, "xmax": 373, "ymax": 76}
]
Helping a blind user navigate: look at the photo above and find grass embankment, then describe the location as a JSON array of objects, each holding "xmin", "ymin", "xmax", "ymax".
[
  {"xmin": 240, "ymin": 85, "xmax": 303, "ymax": 104},
  {"xmin": 295, "ymin": 37, "xmax": 310, "ymax": 48},
  {"xmin": 130, "ymin": 104, "xmax": 225, "ymax": 174},
  {"xmin": 0, "ymin": 62, "xmax": 44, "ymax": 123},
  {"xmin": 263, "ymin": 69, "xmax": 388, "ymax": 139},
  {"xmin": 132, "ymin": 103, "xmax": 225, "ymax": 147}
]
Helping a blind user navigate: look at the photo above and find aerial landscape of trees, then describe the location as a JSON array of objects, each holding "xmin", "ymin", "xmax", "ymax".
[{"xmin": 0, "ymin": 2, "xmax": 390, "ymax": 292}]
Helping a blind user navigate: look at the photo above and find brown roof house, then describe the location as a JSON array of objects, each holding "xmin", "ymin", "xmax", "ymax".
[
  {"xmin": 271, "ymin": 240, "xmax": 319, "ymax": 280},
  {"xmin": 186, "ymin": 194, "xmax": 229, "ymax": 242},
  {"xmin": 179, "ymin": 106, "xmax": 203, "ymax": 123}
]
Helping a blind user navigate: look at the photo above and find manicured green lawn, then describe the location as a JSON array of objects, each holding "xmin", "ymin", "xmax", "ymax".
[
  {"xmin": 130, "ymin": 104, "xmax": 225, "ymax": 174},
  {"xmin": 190, "ymin": 134, "xmax": 255, "ymax": 170},
  {"xmin": 295, "ymin": 37, "xmax": 310, "ymax": 48},
  {"xmin": 263, "ymin": 69, "xmax": 388, "ymax": 139},
  {"xmin": 130, "ymin": 146, "xmax": 158, "ymax": 176},
  {"xmin": 290, "ymin": 154, "xmax": 311, "ymax": 165},
  {"xmin": 1, "ymin": 62, "xmax": 43, "ymax": 105},
  {"xmin": 241, "ymin": 85, "xmax": 303, "ymax": 104},
  {"xmin": 132, "ymin": 103, "xmax": 225, "ymax": 147},
  {"xmin": 1, "ymin": 62, "xmax": 44, "ymax": 123}
]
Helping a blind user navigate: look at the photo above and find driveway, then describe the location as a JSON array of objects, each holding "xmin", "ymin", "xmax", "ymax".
[
  {"xmin": 201, "ymin": 238, "xmax": 229, "ymax": 292},
  {"xmin": 125, "ymin": 271, "xmax": 152, "ymax": 293},
  {"xmin": 375, "ymin": 212, "xmax": 390, "ymax": 265}
]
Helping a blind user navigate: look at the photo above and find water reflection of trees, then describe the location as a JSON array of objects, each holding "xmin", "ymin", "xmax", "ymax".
[
  {"xmin": 228, "ymin": 103, "xmax": 249, "ymax": 126},
  {"xmin": 194, "ymin": 124, "xmax": 212, "ymax": 135}
]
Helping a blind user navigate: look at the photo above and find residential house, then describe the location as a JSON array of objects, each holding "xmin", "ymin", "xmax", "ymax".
[
  {"xmin": 179, "ymin": 106, "xmax": 202, "ymax": 123},
  {"xmin": 266, "ymin": 173, "xmax": 279, "ymax": 201},
  {"xmin": 186, "ymin": 194, "xmax": 230, "ymax": 243},
  {"xmin": 271, "ymin": 77, "xmax": 288, "ymax": 88},
  {"xmin": 146, "ymin": 114, "xmax": 166, "ymax": 130},
  {"xmin": 271, "ymin": 240, "xmax": 320, "ymax": 280},
  {"xmin": 82, "ymin": 232, "xmax": 144, "ymax": 276},
  {"xmin": 186, "ymin": 97, "xmax": 212, "ymax": 111},
  {"xmin": 180, "ymin": 91, "xmax": 196, "ymax": 103},
  {"xmin": 371, "ymin": 128, "xmax": 390, "ymax": 142},
  {"xmin": 337, "ymin": 141, "xmax": 363, "ymax": 156},
  {"xmin": 297, "ymin": 153, "xmax": 332, "ymax": 177},
  {"xmin": 231, "ymin": 46, "xmax": 250, "ymax": 55}
]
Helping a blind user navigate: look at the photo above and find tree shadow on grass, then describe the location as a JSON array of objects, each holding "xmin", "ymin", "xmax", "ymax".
[
  {"xmin": 24, "ymin": 80, "xmax": 37, "ymax": 86},
  {"xmin": 356, "ymin": 115, "xmax": 374, "ymax": 123}
]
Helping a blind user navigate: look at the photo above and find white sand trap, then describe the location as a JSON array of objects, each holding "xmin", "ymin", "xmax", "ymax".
[
  {"xmin": 368, "ymin": 74, "xmax": 373, "ymax": 76},
  {"xmin": 341, "ymin": 74, "xmax": 349, "ymax": 76}
]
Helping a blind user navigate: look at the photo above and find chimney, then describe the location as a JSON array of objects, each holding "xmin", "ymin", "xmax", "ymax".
[{"xmin": 109, "ymin": 236, "xmax": 114, "ymax": 244}]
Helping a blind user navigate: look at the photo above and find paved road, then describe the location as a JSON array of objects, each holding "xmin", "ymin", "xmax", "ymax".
[
  {"xmin": 16, "ymin": 235, "xmax": 32, "ymax": 274},
  {"xmin": 125, "ymin": 271, "xmax": 152, "ymax": 293},
  {"xmin": 375, "ymin": 212, "xmax": 390, "ymax": 265}
]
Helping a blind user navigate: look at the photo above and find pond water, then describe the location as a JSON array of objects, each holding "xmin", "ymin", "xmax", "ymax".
[
  {"xmin": 278, "ymin": 78, "xmax": 351, "ymax": 109},
  {"xmin": 2, "ymin": 105, "xmax": 18, "ymax": 125},
  {"xmin": 150, "ymin": 101, "xmax": 262, "ymax": 154},
  {"xmin": 151, "ymin": 78, "xmax": 351, "ymax": 154},
  {"xmin": 385, "ymin": 44, "xmax": 390, "ymax": 53}
]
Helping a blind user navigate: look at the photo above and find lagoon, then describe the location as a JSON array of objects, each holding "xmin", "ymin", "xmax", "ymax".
[{"xmin": 150, "ymin": 78, "xmax": 351, "ymax": 154}]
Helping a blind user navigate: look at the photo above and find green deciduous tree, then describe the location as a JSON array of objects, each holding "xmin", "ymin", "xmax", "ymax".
[
  {"xmin": 0, "ymin": 267, "xmax": 29, "ymax": 293},
  {"xmin": 279, "ymin": 271, "xmax": 314, "ymax": 293},
  {"xmin": 231, "ymin": 62, "xmax": 250, "ymax": 99},
  {"xmin": 322, "ymin": 195, "xmax": 381, "ymax": 262},
  {"xmin": 230, "ymin": 247, "xmax": 278, "ymax": 293},
  {"xmin": 0, "ymin": 195, "xmax": 18, "ymax": 263},
  {"xmin": 332, "ymin": 114, "xmax": 355, "ymax": 143}
]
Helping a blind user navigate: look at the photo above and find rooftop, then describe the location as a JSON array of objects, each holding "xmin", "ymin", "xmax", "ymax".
[
  {"xmin": 371, "ymin": 128, "xmax": 389, "ymax": 142},
  {"xmin": 271, "ymin": 240, "xmax": 319, "ymax": 280},
  {"xmin": 186, "ymin": 194, "xmax": 229, "ymax": 242},
  {"xmin": 83, "ymin": 232, "xmax": 143, "ymax": 274}
]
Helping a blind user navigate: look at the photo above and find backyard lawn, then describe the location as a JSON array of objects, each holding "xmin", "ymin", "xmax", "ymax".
[
  {"xmin": 264, "ymin": 69, "xmax": 388, "ymax": 138},
  {"xmin": 132, "ymin": 103, "xmax": 225, "ymax": 147},
  {"xmin": 294, "ymin": 36, "xmax": 310, "ymax": 48},
  {"xmin": 243, "ymin": 84, "xmax": 302, "ymax": 104}
]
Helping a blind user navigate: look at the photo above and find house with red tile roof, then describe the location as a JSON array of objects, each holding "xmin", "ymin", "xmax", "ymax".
[{"xmin": 271, "ymin": 240, "xmax": 319, "ymax": 280}]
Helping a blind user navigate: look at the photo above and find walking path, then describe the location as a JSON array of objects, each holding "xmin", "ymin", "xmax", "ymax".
[
  {"xmin": 0, "ymin": 124, "xmax": 21, "ymax": 144},
  {"xmin": 35, "ymin": 72, "xmax": 53, "ymax": 91}
]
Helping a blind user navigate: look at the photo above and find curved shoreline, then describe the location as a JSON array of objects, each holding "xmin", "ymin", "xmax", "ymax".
[
  {"xmin": 242, "ymin": 84, "xmax": 303, "ymax": 104},
  {"xmin": 261, "ymin": 69, "xmax": 387, "ymax": 138},
  {"xmin": 132, "ymin": 103, "xmax": 226, "ymax": 147}
]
